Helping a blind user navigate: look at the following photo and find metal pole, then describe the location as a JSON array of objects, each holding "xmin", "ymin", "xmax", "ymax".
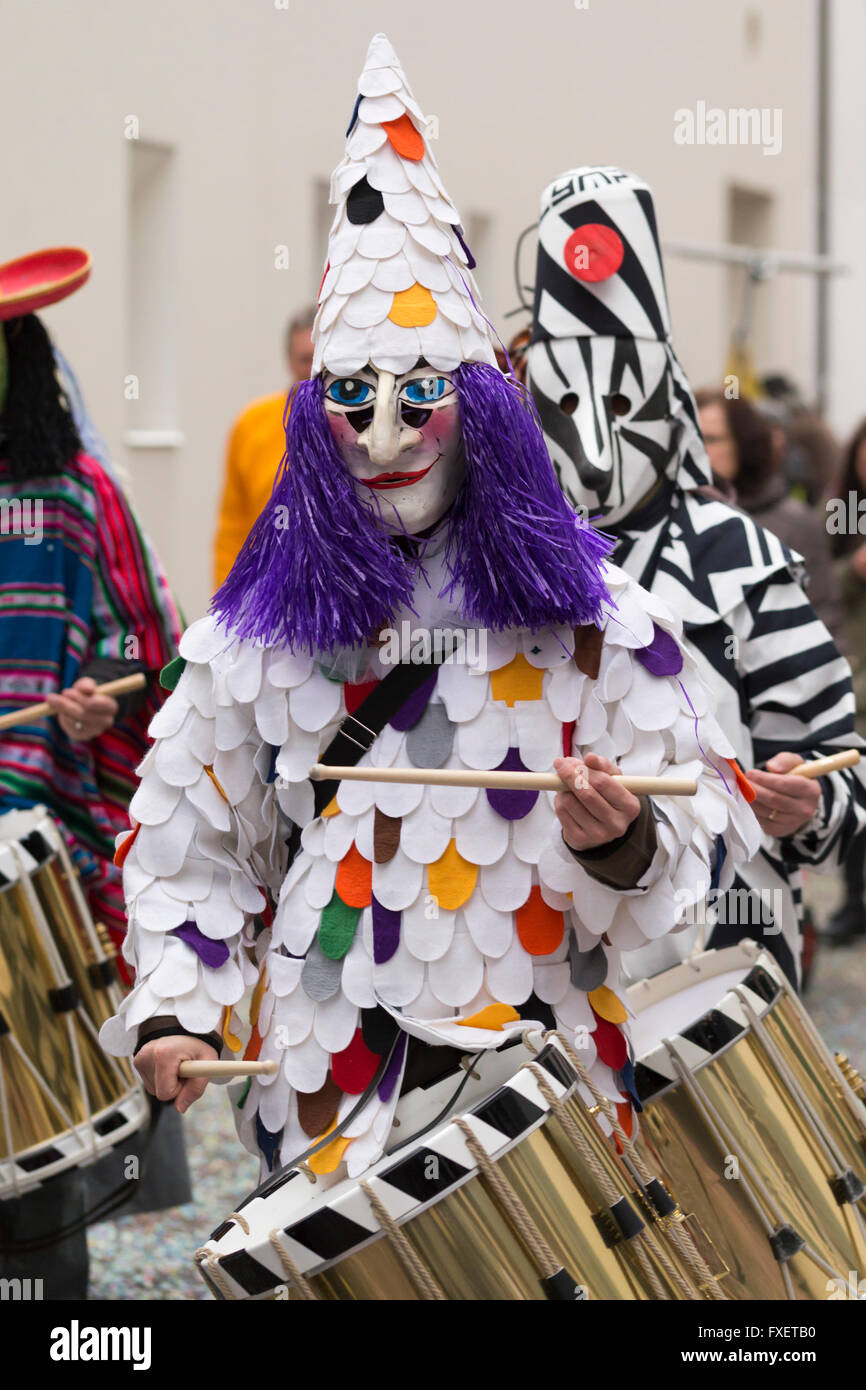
[{"xmin": 816, "ymin": 0, "xmax": 831, "ymax": 415}]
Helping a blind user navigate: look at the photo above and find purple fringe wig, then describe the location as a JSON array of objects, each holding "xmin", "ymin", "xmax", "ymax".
[{"xmin": 212, "ymin": 363, "xmax": 613, "ymax": 652}]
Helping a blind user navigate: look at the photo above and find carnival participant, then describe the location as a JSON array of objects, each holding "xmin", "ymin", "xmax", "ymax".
[
  {"xmin": 101, "ymin": 38, "xmax": 758, "ymax": 1185},
  {"xmin": 0, "ymin": 247, "xmax": 186, "ymax": 1296},
  {"xmin": 213, "ymin": 307, "xmax": 315, "ymax": 589},
  {"xmin": 526, "ymin": 166, "xmax": 866, "ymax": 985}
]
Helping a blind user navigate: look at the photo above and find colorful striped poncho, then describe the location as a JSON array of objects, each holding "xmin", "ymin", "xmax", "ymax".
[{"xmin": 0, "ymin": 450, "xmax": 183, "ymax": 950}]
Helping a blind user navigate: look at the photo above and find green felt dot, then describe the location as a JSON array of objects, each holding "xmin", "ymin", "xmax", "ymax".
[
  {"xmin": 318, "ymin": 891, "xmax": 361, "ymax": 960},
  {"xmin": 160, "ymin": 655, "xmax": 187, "ymax": 691}
]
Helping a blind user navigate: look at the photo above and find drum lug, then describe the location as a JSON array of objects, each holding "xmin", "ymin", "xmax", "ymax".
[
  {"xmin": 829, "ymin": 1168, "xmax": 866, "ymax": 1206},
  {"xmin": 768, "ymin": 1223, "xmax": 806, "ymax": 1262}
]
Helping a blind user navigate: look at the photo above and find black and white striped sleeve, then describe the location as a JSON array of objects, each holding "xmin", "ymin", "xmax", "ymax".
[{"xmin": 737, "ymin": 572, "xmax": 866, "ymax": 869}]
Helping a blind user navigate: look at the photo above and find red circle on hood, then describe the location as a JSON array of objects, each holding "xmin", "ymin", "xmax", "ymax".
[{"xmin": 564, "ymin": 224, "xmax": 624, "ymax": 283}]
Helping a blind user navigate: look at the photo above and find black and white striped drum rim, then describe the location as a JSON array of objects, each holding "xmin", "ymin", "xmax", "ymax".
[
  {"xmin": 201, "ymin": 1041, "xmax": 580, "ymax": 1300},
  {"xmin": 632, "ymin": 958, "xmax": 785, "ymax": 1105}
]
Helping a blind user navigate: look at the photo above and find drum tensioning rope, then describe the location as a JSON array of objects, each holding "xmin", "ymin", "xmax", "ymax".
[
  {"xmin": 548, "ymin": 1030, "xmax": 728, "ymax": 1300},
  {"xmin": 453, "ymin": 1116, "xmax": 586, "ymax": 1301}
]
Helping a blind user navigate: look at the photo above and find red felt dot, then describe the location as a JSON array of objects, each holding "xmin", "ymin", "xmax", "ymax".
[
  {"xmin": 591, "ymin": 1014, "xmax": 628, "ymax": 1070},
  {"xmin": 344, "ymin": 677, "xmax": 380, "ymax": 715},
  {"xmin": 562, "ymin": 719, "xmax": 576, "ymax": 759},
  {"xmin": 564, "ymin": 224, "xmax": 624, "ymax": 283},
  {"xmin": 331, "ymin": 1028, "xmax": 380, "ymax": 1095}
]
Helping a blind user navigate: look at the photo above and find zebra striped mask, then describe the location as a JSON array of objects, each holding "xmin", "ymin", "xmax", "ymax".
[{"xmin": 527, "ymin": 166, "xmax": 710, "ymax": 525}]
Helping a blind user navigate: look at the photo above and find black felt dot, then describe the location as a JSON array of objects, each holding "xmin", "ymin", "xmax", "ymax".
[{"xmin": 347, "ymin": 176, "xmax": 385, "ymax": 226}]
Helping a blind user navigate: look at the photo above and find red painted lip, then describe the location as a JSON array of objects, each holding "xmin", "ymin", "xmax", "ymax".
[{"xmin": 362, "ymin": 460, "xmax": 437, "ymax": 490}]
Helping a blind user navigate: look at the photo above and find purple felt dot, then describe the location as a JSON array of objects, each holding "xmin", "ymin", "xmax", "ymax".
[
  {"xmin": 171, "ymin": 922, "xmax": 230, "ymax": 970},
  {"xmin": 635, "ymin": 622, "xmax": 683, "ymax": 677},
  {"xmin": 377, "ymin": 1032, "xmax": 407, "ymax": 1103},
  {"xmin": 372, "ymin": 895, "xmax": 401, "ymax": 964},
  {"xmin": 389, "ymin": 670, "xmax": 438, "ymax": 731},
  {"xmin": 486, "ymin": 747, "xmax": 539, "ymax": 821}
]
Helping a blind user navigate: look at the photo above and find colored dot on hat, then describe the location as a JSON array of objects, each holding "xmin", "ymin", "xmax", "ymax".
[{"xmin": 564, "ymin": 224, "xmax": 624, "ymax": 283}]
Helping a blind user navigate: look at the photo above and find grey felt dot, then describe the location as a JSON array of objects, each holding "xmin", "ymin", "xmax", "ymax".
[
  {"xmin": 568, "ymin": 937, "xmax": 608, "ymax": 992},
  {"xmin": 406, "ymin": 701, "xmax": 454, "ymax": 769},
  {"xmin": 301, "ymin": 941, "xmax": 343, "ymax": 1001}
]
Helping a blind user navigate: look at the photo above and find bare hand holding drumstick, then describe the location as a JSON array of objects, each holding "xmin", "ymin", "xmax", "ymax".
[
  {"xmin": 44, "ymin": 676, "xmax": 119, "ymax": 742},
  {"xmin": 746, "ymin": 751, "xmax": 822, "ymax": 839},
  {"xmin": 134, "ymin": 1036, "xmax": 219, "ymax": 1115},
  {"xmin": 554, "ymin": 753, "xmax": 642, "ymax": 851}
]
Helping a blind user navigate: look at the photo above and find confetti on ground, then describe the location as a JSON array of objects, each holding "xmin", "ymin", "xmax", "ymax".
[{"xmin": 87, "ymin": 1085, "xmax": 257, "ymax": 1301}]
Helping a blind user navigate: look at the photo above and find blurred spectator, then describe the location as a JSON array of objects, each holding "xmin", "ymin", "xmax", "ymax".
[
  {"xmin": 213, "ymin": 306, "xmax": 315, "ymax": 588},
  {"xmin": 696, "ymin": 389, "xmax": 845, "ymax": 646},
  {"xmin": 760, "ymin": 373, "xmax": 841, "ymax": 505},
  {"xmin": 826, "ymin": 419, "xmax": 866, "ymax": 942}
]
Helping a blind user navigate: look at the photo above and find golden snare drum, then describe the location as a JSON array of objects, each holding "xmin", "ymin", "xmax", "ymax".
[
  {"xmin": 628, "ymin": 941, "xmax": 866, "ymax": 1301},
  {"xmin": 0, "ymin": 807, "xmax": 149, "ymax": 1197},
  {"xmin": 195, "ymin": 1036, "xmax": 724, "ymax": 1302}
]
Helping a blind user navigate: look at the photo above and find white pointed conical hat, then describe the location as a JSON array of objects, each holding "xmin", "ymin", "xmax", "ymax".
[{"xmin": 312, "ymin": 33, "xmax": 499, "ymax": 378}]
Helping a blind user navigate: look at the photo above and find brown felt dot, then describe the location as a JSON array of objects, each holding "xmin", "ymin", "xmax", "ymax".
[
  {"xmin": 373, "ymin": 808, "xmax": 402, "ymax": 863},
  {"xmin": 297, "ymin": 1073, "xmax": 343, "ymax": 1139},
  {"xmin": 573, "ymin": 623, "xmax": 604, "ymax": 678}
]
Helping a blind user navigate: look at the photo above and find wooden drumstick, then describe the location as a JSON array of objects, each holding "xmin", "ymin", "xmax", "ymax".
[
  {"xmin": 178, "ymin": 1059, "xmax": 278, "ymax": 1078},
  {"xmin": 0, "ymin": 671, "xmax": 147, "ymax": 731},
  {"xmin": 309, "ymin": 764, "xmax": 698, "ymax": 796},
  {"xmin": 789, "ymin": 749, "xmax": 860, "ymax": 779}
]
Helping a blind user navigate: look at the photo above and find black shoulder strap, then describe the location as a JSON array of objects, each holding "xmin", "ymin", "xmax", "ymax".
[{"xmin": 312, "ymin": 658, "xmax": 439, "ymax": 815}]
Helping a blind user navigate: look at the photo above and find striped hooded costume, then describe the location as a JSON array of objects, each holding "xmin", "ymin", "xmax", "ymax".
[
  {"xmin": 101, "ymin": 42, "xmax": 758, "ymax": 1183},
  {"xmin": 527, "ymin": 166, "xmax": 866, "ymax": 985}
]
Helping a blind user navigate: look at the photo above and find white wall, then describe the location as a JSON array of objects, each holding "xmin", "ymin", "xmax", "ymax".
[{"xmin": 1, "ymin": 0, "xmax": 837, "ymax": 619}]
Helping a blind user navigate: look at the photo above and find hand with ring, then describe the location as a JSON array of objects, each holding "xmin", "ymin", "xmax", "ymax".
[
  {"xmin": 45, "ymin": 677, "xmax": 119, "ymax": 743},
  {"xmin": 746, "ymin": 752, "xmax": 820, "ymax": 838}
]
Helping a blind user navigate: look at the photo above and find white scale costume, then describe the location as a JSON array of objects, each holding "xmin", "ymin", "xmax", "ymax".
[{"xmin": 101, "ymin": 37, "xmax": 759, "ymax": 1183}]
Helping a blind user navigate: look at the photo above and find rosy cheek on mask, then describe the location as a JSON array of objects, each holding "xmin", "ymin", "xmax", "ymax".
[
  {"xmin": 327, "ymin": 413, "xmax": 362, "ymax": 458},
  {"xmin": 423, "ymin": 402, "xmax": 460, "ymax": 453}
]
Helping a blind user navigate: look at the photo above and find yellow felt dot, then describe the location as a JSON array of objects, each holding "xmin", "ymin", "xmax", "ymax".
[
  {"xmin": 588, "ymin": 985, "xmax": 628, "ymax": 1024},
  {"xmin": 428, "ymin": 839, "xmax": 478, "ymax": 911},
  {"xmin": 490, "ymin": 653, "xmax": 545, "ymax": 707},
  {"xmin": 388, "ymin": 282, "xmax": 437, "ymax": 328},
  {"xmin": 321, "ymin": 797, "xmax": 340, "ymax": 819},
  {"xmin": 221, "ymin": 1006, "xmax": 243, "ymax": 1054},
  {"xmin": 457, "ymin": 1003, "xmax": 521, "ymax": 1031},
  {"xmin": 307, "ymin": 1123, "xmax": 354, "ymax": 1175},
  {"xmin": 204, "ymin": 764, "xmax": 229, "ymax": 802},
  {"xmin": 249, "ymin": 968, "xmax": 268, "ymax": 1029}
]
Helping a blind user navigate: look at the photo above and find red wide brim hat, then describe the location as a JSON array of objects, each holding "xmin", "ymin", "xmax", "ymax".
[{"xmin": 0, "ymin": 247, "xmax": 91, "ymax": 323}]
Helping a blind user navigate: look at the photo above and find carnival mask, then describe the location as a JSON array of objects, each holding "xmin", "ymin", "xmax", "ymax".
[
  {"xmin": 527, "ymin": 335, "xmax": 677, "ymax": 523},
  {"xmin": 324, "ymin": 363, "xmax": 463, "ymax": 535}
]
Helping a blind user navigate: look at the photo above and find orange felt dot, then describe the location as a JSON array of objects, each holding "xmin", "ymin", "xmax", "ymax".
[
  {"xmin": 588, "ymin": 984, "xmax": 628, "ymax": 1024},
  {"xmin": 456, "ymin": 1003, "xmax": 521, "ymax": 1031},
  {"xmin": 490, "ymin": 652, "xmax": 545, "ymax": 707},
  {"xmin": 382, "ymin": 113, "xmax": 425, "ymax": 160},
  {"xmin": 389, "ymin": 282, "xmax": 437, "ymax": 328},
  {"xmin": 724, "ymin": 757, "xmax": 757, "ymax": 804},
  {"xmin": 335, "ymin": 842, "xmax": 373, "ymax": 908},
  {"xmin": 307, "ymin": 1122, "xmax": 353, "ymax": 1175},
  {"xmin": 616, "ymin": 1100, "xmax": 635, "ymax": 1138},
  {"xmin": 243, "ymin": 1025, "xmax": 263, "ymax": 1062},
  {"xmin": 321, "ymin": 796, "xmax": 340, "ymax": 819},
  {"xmin": 113, "ymin": 822, "xmax": 140, "ymax": 868},
  {"xmin": 515, "ymin": 886, "xmax": 565, "ymax": 956},
  {"xmin": 428, "ymin": 839, "xmax": 478, "ymax": 910}
]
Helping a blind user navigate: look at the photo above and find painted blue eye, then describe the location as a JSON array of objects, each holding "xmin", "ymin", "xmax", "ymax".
[
  {"xmin": 402, "ymin": 376, "xmax": 449, "ymax": 404},
  {"xmin": 327, "ymin": 378, "xmax": 373, "ymax": 407}
]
